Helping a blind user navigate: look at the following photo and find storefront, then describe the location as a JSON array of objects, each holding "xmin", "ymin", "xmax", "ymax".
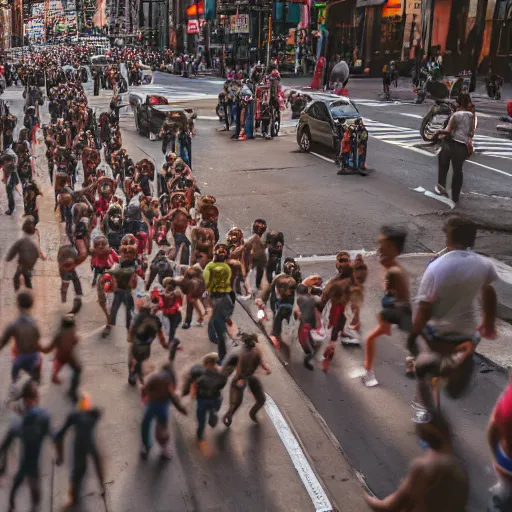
[
  {"xmin": 490, "ymin": 0, "xmax": 512, "ymax": 78},
  {"xmin": 325, "ymin": 0, "xmax": 360, "ymax": 64}
]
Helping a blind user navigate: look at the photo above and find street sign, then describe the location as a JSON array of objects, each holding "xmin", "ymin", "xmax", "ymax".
[
  {"xmin": 230, "ymin": 14, "xmax": 249, "ymax": 34},
  {"xmin": 187, "ymin": 19, "xmax": 200, "ymax": 34}
]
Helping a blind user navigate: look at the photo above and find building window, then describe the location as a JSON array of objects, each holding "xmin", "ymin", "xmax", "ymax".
[{"xmin": 381, "ymin": 20, "xmax": 402, "ymax": 45}]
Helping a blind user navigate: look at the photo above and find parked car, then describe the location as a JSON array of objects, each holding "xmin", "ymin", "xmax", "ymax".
[
  {"xmin": 129, "ymin": 92, "xmax": 196, "ymax": 139},
  {"xmin": 296, "ymin": 94, "xmax": 362, "ymax": 152}
]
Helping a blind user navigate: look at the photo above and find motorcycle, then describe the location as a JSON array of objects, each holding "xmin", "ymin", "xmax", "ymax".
[
  {"xmin": 420, "ymin": 99, "xmax": 456, "ymax": 141},
  {"xmin": 486, "ymin": 73, "xmax": 503, "ymax": 100}
]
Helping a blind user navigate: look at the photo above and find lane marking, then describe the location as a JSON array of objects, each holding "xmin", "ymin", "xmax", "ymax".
[
  {"xmin": 264, "ymin": 393, "xmax": 333, "ymax": 512},
  {"xmin": 310, "ymin": 152, "xmax": 335, "ymax": 163},
  {"xmin": 198, "ymin": 115, "xmax": 220, "ymax": 121},
  {"xmin": 295, "ymin": 251, "xmax": 376, "ymax": 263},
  {"xmin": 412, "ymin": 186, "xmax": 455, "ymax": 208},
  {"xmin": 467, "ymin": 160, "xmax": 512, "ymax": 177},
  {"xmin": 399, "ymin": 113, "xmax": 423, "ymax": 119}
]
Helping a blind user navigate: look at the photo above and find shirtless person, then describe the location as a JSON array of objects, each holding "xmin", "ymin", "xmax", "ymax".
[
  {"xmin": 42, "ymin": 298, "xmax": 83, "ymax": 402},
  {"xmin": 243, "ymin": 219, "xmax": 267, "ymax": 291},
  {"xmin": 140, "ymin": 362, "xmax": 187, "ymax": 459},
  {"xmin": 0, "ymin": 291, "xmax": 44, "ymax": 388},
  {"xmin": 359, "ymin": 226, "xmax": 410, "ymax": 387},
  {"xmin": 222, "ymin": 332, "xmax": 271, "ymax": 426},
  {"xmin": 256, "ymin": 258, "xmax": 300, "ymax": 350},
  {"xmin": 365, "ymin": 409, "xmax": 468, "ymax": 511},
  {"xmin": 6, "ymin": 216, "xmax": 46, "ymax": 291}
]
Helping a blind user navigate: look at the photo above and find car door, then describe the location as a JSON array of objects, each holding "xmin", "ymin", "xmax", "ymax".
[
  {"xmin": 316, "ymin": 102, "xmax": 335, "ymax": 148},
  {"xmin": 302, "ymin": 102, "xmax": 320, "ymax": 143}
]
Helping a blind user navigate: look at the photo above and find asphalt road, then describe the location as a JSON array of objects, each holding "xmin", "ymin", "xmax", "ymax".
[{"xmin": 115, "ymin": 74, "xmax": 512, "ymax": 511}]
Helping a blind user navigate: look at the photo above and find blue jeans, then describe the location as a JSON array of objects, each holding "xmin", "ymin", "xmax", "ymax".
[
  {"xmin": 207, "ymin": 294, "xmax": 234, "ymax": 362},
  {"xmin": 141, "ymin": 400, "xmax": 169, "ymax": 449},
  {"xmin": 12, "ymin": 352, "xmax": 41, "ymax": 382},
  {"xmin": 196, "ymin": 397, "xmax": 221, "ymax": 440}
]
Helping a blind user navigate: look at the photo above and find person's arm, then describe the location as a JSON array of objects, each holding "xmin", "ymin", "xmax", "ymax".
[
  {"xmin": 127, "ymin": 324, "xmax": 134, "ymax": 344},
  {"xmin": 439, "ymin": 114, "xmax": 455, "ymax": 135},
  {"xmin": 365, "ymin": 460, "xmax": 425, "ymax": 511},
  {"xmin": 168, "ymin": 387, "xmax": 187, "ymax": 415},
  {"xmin": 203, "ymin": 263, "xmax": 212, "ymax": 289},
  {"xmin": 5, "ymin": 240, "xmax": 20, "ymax": 262},
  {"xmin": 40, "ymin": 334, "xmax": 57, "ymax": 354},
  {"xmin": 0, "ymin": 324, "xmax": 13, "ymax": 351}
]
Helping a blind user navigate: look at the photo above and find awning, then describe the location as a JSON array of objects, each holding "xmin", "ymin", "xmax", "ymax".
[{"xmin": 356, "ymin": 0, "xmax": 386, "ymax": 7}]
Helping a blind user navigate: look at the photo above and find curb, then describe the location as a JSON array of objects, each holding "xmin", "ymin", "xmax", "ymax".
[{"xmin": 235, "ymin": 296, "xmax": 373, "ymax": 507}]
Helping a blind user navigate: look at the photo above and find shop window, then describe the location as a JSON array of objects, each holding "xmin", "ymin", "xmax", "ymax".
[{"xmin": 381, "ymin": 20, "xmax": 403, "ymax": 45}]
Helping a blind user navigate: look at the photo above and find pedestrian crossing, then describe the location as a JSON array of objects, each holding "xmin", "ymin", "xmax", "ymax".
[
  {"xmin": 128, "ymin": 84, "xmax": 218, "ymax": 103},
  {"xmin": 363, "ymin": 118, "xmax": 512, "ymax": 159}
]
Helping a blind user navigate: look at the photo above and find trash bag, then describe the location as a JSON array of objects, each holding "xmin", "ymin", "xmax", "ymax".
[{"xmin": 329, "ymin": 61, "xmax": 350, "ymax": 87}]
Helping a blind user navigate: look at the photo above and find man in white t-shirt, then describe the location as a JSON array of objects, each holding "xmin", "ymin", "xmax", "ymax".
[{"xmin": 408, "ymin": 216, "xmax": 497, "ymax": 416}]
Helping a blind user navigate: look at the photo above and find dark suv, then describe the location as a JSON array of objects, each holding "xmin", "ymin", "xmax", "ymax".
[{"xmin": 296, "ymin": 95, "xmax": 361, "ymax": 152}]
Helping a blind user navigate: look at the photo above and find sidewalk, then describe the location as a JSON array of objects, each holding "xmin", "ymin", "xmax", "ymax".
[{"xmin": 241, "ymin": 254, "xmax": 512, "ymax": 371}]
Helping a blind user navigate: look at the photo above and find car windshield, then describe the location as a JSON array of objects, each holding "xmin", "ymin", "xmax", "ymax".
[{"xmin": 329, "ymin": 101, "xmax": 358, "ymax": 117}]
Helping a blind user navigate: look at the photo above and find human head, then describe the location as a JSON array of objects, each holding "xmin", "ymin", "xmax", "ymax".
[
  {"xmin": 241, "ymin": 332, "xmax": 258, "ymax": 349},
  {"xmin": 21, "ymin": 379, "xmax": 39, "ymax": 406},
  {"xmin": 296, "ymin": 283, "xmax": 308, "ymax": 296},
  {"xmin": 22, "ymin": 216, "xmax": 36, "ymax": 235},
  {"xmin": 214, "ymin": 242, "xmax": 230, "ymax": 262},
  {"xmin": 458, "ymin": 92, "xmax": 472, "ymax": 111},
  {"xmin": 61, "ymin": 313, "xmax": 76, "ymax": 329},
  {"xmin": 252, "ymin": 219, "xmax": 267, "ymax": 237},
  {"xmin": 444, "ymin": 216, "xmax": 477, "ymax": 249},
  {"xmin": 378, "ymin": 225, "xmax": 407, "ymax": 267},
  {"xmin": 283, "ymin": 257, "xmax": 302, "ymax": 282},
  {"xmin": 203, "ymin": 352, "xmax": 219, "ymax": 369},
  {"xmin": 17, "ymin": 290, "xmax": 34, "ymax": 311},
  {"xmin": 335, "ymin": 251, "xmax": 351, "ymax": 273}
]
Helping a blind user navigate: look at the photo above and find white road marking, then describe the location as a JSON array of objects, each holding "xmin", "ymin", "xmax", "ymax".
[
  {"xmin": 264, "ymin": 393, "xmax": 333, "ymax": 512},
  {"xmin": 399, "ymin": 113, "xmax": 423, "ymax": 119},
  {"xmin": 412, "ymin": 186, "xmax": 455, "ymax": 208},
  {"xmin": 198, "ymin": 115, "xmax": 220, "ymax": 121},
  {"xmin": 295, "ymin": 251, "xmax": 376, "ymax": 263},
  {"xmin": 467, "ymin": 160, "xmax": 512, "ymax": 178},
  {"xmin": 310, "ymin": 152, "xmax": 335, "ymax": 164}
]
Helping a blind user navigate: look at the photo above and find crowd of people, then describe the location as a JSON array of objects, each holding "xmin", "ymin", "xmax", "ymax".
[{"xmin": 0, "ymin": 45, "xmax": 510, "ymax": 512}]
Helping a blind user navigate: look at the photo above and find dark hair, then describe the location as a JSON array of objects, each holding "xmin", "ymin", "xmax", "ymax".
[
  {"xmin": 444, "ymin": 216, "xmax": 477, "ymax": 248},
  {"xmin": 241, "ymin": 332, "xmax": 258, "ymax": 348},
  {"xmin": 458, "ymin": 92, "xmax": 472, "ymax": 110},
  {"xmin": 254, "ymin": 219, "xmax": 266, "ymax": 225},
  {"xmin": 380, "ymin": 225, "xmax": 407, "ymax": 255},
  {"xmin": 296, "ymin": 284, "xmax": 308, "ymax": 295},
  {"xmin": 17, "ymin": 290, "xmax": 34, "ymax": 310}
]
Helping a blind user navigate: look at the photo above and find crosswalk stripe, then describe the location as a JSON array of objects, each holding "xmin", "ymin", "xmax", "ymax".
[{"xmin": 363, "ymin": 117, "xmax": 512, "ymax": 159}]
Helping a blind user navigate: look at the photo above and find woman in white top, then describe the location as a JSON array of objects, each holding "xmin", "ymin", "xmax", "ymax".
[{"xmin": 435, "ymin": 93, "xmax": 475, "ymax": 204}]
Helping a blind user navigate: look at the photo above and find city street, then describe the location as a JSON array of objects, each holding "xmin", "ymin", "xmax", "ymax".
[{"xmin": 1, "ymin": 71, "xmax": 512, "ymax": 511}]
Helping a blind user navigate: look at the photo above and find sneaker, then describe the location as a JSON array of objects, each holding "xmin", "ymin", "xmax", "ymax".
[
  {"xmin": 182, "ymin": 322, "xmax": 191, "ymax": 330},
  {"xmin": 191, "ymin": 321, "xmax": 204, "ymax": 327},
  {"xmin": 434, "ymin": 184, "xmax": 449, "ymax": 197},
  {"xmin": 128, "ymin": 373, "xmax": 136, "ymax": 386},
  {"xmin": 412, "ymin": 405, "xmax": 431, "ymax": 424},
  {"xmin": 341, "ymin": 334, "xmax": 360, "ymax": 346},
  {"xmin": 405, "ymin": 356, "xmax": 416, "ymax": 377},
  {"xmin": 4, "ymin": 210, "xmax": 13, "ymax": 216},
  {"xmin": 361, "ymin": 370, "xmax": 379, "ymax": 387}
]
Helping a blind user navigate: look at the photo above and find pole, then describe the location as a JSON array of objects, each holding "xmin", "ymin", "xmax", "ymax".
[{"xmin": 266, "ymin": 11, "xmax": 271, "ymax": 66}]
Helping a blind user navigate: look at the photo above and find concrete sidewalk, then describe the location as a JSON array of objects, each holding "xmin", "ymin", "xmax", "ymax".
[{"xmin": 243, "ymin": 254, "xmax": 512, "ymax": 371}]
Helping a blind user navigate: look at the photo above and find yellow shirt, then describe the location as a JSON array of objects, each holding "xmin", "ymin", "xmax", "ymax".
[{"xmin": 203, "ymin": 262, "xmax": 232, "ymax": 294}]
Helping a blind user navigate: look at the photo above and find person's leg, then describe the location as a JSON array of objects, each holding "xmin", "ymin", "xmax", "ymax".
[
  {"xmin": 13, "ymin": 266, "xmax": 22, "ymax": 291},
  {"xmin": 196, "ymin": 399, "xmax": 208, "ymax": 440},
  {"xmin": 223, "ymin": 378, "xmax": 245, "ymax": 426},
  {"xmin": 123, "ymin": 291, "xmax": 134, "ymax": 328},
  {"xmin": 437, "ymin": 141, "xmax": 451, "ymax": 190},
  {"xmin": 70, "ymin": 270, "xmax": 83, "ymax": 296},
  {"xmin": 68, "ymin": 356, "xmax": 82, "ymax": 402},
  {"xmin": 255, "ymin": 265, "xmax": 264, "ymax": 290},
  {"xmin": 271, "ymin": 304, "xmax": 292, "ymax": 338},
  {"xmin": 450, "ymin": 143, "xmax": 468, "ymax": 203},
  {"xmin": 141, "ymin": 402, "xmax": 156, "ymax": 452},
  {"xmin": 247, "ymin": 375, "xmax": 266, "ymax": 422},
  {"xmin": 109, "ymin": 291, "xmax": 123, "ymax": 326},
  {"xmin": 9, "ymin": 467, "xmax": 25, "ymax": 511}
]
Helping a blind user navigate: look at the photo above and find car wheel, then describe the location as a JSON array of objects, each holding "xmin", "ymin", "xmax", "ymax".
[{"xmin": 299, "ymin": 128, "xmax": 311, "ymax": 152}]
